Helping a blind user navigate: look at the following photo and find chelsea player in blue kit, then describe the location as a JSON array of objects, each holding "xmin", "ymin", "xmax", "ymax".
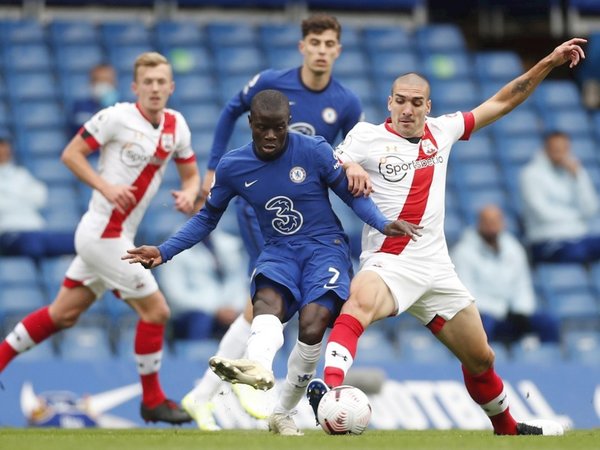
[
  {"xmin": 124, "ymin": 90, "xmax": 419, "ymax": 435},
  {"xmin": 176, "ymin": 14, "xmax": 364, "ymax": 430}
]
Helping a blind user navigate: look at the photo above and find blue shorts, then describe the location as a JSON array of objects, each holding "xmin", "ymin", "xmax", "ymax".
[
  {"xmin": 250, "ymin": 236, "xmax": 353, "ymax": 323},
  {"xmin": 235, "ymin": 196, "xmax": 264, "ymax": 275}
]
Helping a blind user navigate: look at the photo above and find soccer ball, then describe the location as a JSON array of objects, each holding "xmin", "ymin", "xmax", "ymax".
[{"xmin": 317, "ymin": 385, "xmax": 372, "ymax": 435}]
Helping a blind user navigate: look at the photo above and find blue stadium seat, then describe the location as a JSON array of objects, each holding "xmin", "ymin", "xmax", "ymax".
[
  {"xmin": 13, "ymin": 101, "xmax": 66, "ymax": 131},
  {"xmin": 206, "ymin": 22, "xmax": 257, "ymax": 48},
  {"xmin": 456, "ymin": 187, "xmax": 509, "ymax": 225},
  {"xmin": 511, "ymin": 341, "xmax": 563, "ymax": 365},
  {"xmin": 479, "ymin": 80, "xmax": 507, "ymax": 103},
  {"xmin": 214, "ymin": 46, "xmax": 265, "ymax": 76},
  {"xmin": 172, "ymin": 339, "xmax": 220, "ymax": 361},
  {"xmin": 217, "ymin": 74, "xmax": 254, "ymax": 103},
  {"xmin": 54, "ymin": 44, "xmax": 105, "ymax": 74},
  {"xmin": 592, "ymin": 111, "xmax": 600, "ymax": 141},
  {"xmin": 414, "ymin": 24, "xmax": 467, "ymax": 55},
  {"xmin": 17, "ymin": 129, "xmax": 69, "ymax": 159},
  {"xmin": 100, "ymin": 22, "xmax": 152, "ymax": 47},
  {"xmin": 452, "ymin": 133, "xmax": 495, "ymax": 163},
  {"xmin": 155, "ymin": 20, "xmax": 205, "ymax": 47},
  {"xmin": 59, "ymin": 326, "xmax": 113, "ymax": 360},
  {"xmin": 355, "ymin": 328, "xmax": 399, "ymax": 363},
  {"xmin": 453, "ymin": 161, "xmax": 503, "ymax": 190},
  {"xmin": 369, "ymin": 50, "xmax": 420, "ymax": 82},
  {"xmin": 48, "ymin": 20, "xmax": 100, "ymax": 45},
  {"xmin": 258, "ymin": 23, "xmax": 300, "ymax": 48},
  {"xmin": 2, "ymin": 43, "xmax": 52, "ymax": 73},
  {"xmin": 44, "ymin": 185, "xmax": 81, "ymax": 216},
  {"xmin": 545, "ymin": 290, "xmax": 599, "ymax": 323},
  {"xmin": 138, "ymin": 208, "xmax": 188, "ymax": 245},
  {"xmin": 40, "ymin": 256, "xmax": 73, "ymax": 294},
  {"xmin": 0, "ymin": 286, "xmax": 47, "ymax": 322},
  {"xmin": 0, "ymin": 100, "xmax": 12, "ymax": 129},
  {"xmin": 177, "ymin": 102, "xmax": 221, "ymax": 131},
  {"xmin": 540, "ymin": 109, "xmax": 592, "ymax": 136},
  {"xmin": 398, "ymin": 328, "xmax": 454, "ymax": 363},
  {"xmin": 59, "ymin": 72, "xmax": 93, "ymax": 107},
  {"xmin": 473, "ymin": 51, "xmax": 522, "ymax": 82},
  {"xmin": 591, "ymin": 262, "xmax": 600, "ymax": 297},
  {"xmin": 0, "ymin": 20, "xmax": 45, "ymax": 44},
  {"xmin": 564, "ymin": 330, "xmax": 600, "ymax": 364},
  {"xmin": 532, "ymin": 80, "xmax": 583, "ymax": 111},
  {"xmin": 444, "ymin": 209, "xmax": 465, "ymax": 248},
  {"xmin": 44, "ymin": 209, "xmax": 80, "ymax": 232},
  {"xmin": 428, "ymin": 79, "xmax": 479, "ymax": 112},
  {"xmin": 570, "ymin": 136, "xmax": 598, "ymax": 165},
  {"xmin": 361, "ymin": 102, "xmax": 387, "ymax": 124},
  {"xmin": 334, "ymin": 76, "xmax": 375, "ymax": 106},
  {"xmin": 190, "ymin": 129, "xmax": 215, "ymax": 161},
  {"xmin": 421, "ymin": 52, "xmax": 471, "ymax": 81},
  {"xmin": 333, "ymin": 50, "xmax": 369, "ymax": 77},
  {"xmin": 494, "ymin": 135, "xmax": 543, "ymax": 168},
  {"xmin": 487, "ymin": 107, "xmax": 542, "ymax": 136},
  {"xmin": 535, "ymin": 263, "xmax": 591, "ymax": 297},
  {"xmin": 161, "ymin": 45, "xmax": 213, "ymax": 75},
  {"xmin": 0, "ymin": 257, "xmax": 39, "ymax": 287},
  {"xmin": 264, "ymin": 47, "xmax": 302, "ymax": 70},
  {"xmin": 6, "ymin": 73, "xmax": 58, "ymax": 102},
  {"xmin": 363, "ymin": 26, "xmax": 412, "ymax": 51},
  {"xmin": 338, "ymin": 25, "xmax": 361, "ymax": 49},
  {"xmin": 28, "ymin": 156, "xmax": 76, "ymax": 186},
  {"xmin": 108, "ymin": 45, "xmax": 155, "ymax": 74}
]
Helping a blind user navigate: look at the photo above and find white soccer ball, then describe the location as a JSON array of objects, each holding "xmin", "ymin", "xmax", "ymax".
[{"xmin": 317, "ymin": 385, "xmax": 372, "ymax": 435}]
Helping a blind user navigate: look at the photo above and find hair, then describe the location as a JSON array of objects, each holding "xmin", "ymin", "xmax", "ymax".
[
  {"xmin": 543, "ymin": 130, "xmax": 568, "ymax": 144},
  {"xmin": 301, "ymin": 13, "xmax": 341, "ymax": 40},
  {"xmin": 390, "ymin": 72, "xmax": 430, "ymax": 95},
  {"xmin": 133, "ymin": 52, "xmax": 170, "ymax": 81},
  {"xmin": 250, "ymin": 89, "xmax": 290, "ymax": 117}
]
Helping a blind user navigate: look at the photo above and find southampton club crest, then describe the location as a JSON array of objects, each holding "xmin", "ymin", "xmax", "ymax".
[
  {"xmin": 289, "ymin": 166, "xmax": 306, "ymax": 183},
  {"xmin": 420, "ymin": 138, "xmax": 437, "ymax": 156},
  {"xmin": 161, "ymin": 133, "xmax": 174, "ymax": 152}
]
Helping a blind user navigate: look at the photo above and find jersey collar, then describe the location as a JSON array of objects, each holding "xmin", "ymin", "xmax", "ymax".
[
  {"xmin": 384, "ymin": 117, "xmax": 422, "ymax": 144},
  {"xmin": 135, "ymin": 102, "xmax": 163, "ymax": 129}
]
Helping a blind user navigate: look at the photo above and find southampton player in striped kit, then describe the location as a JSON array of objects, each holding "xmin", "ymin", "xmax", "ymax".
[
  {"xmin": 181, "ymin": 14, "xmax": 363, "ymax": 430},
  {"xmin": 0, "ymin": 52, "xmax": 199, "ymax": 425},
  {"xmin": 306, "ymin": 38, "xmax": 587, "ymax": 436},
  {"xmin": 124, "ymin": 90, "xmax": 417, "ymax": 435}
]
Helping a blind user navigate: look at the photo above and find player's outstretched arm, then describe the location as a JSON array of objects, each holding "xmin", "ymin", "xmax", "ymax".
[
  {"xmin": 344, "ymin": 161, "xmax": 373, "ymax": 197},
  {"xmin": 471, "ymin": 37, "xmax": 586, "ymax": 132},
  {"xmin": 383, "ymin": 220, "xmax": 423, "ymax": 240},
  {"xmin": 122, "ymin": 246, "xmax": 163, "ymax": 269}
]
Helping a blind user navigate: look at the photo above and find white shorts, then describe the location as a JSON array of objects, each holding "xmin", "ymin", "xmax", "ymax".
[
  {"xmin": 360, "ymin": 252, "xmax": 474, "ymax": 326},
  {"xmin": 66, "ymin": 230, "xmax": 158, "ymax": 300}
]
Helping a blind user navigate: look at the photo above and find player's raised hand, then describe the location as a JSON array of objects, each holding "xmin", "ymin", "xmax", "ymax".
[
  {"xmin": 102, "ymin": 184, "xmax": 138, "ymax": 214},
  {"xmin": 344, "ymin": 161, "xmax": 373, "ymax": 197},
  {"xmin": 122, "ymin": 245, "xmax": 163, "ymax": 269},
  {"xmin": 171, "ymin": 189, "xmax": 195, "ymax": 214},
  {"xmin": 383, "ymin": 220, "xmax": 423, "ymax": 240},
  {"xmin": 550, "ymin": 38, "xmax": 586, "ymax": 68}
]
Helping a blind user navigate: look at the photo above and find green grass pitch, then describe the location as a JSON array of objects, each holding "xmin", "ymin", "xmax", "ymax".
[{"xmin": 2, "ymin": 429, "xmax": 600, "ymax": 450}]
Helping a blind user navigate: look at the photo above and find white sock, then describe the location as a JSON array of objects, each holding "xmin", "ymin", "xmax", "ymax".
[
  {"xmin": 274, "ymin": 340, "xmax": 322, "ymax": 413},
  {"xmin": 188, "ymin": 314, "xmax": 251, "ymax": 403},
  {"xmin": 246, "ymin": 314, "xmax": 283, "ymax": 371}
]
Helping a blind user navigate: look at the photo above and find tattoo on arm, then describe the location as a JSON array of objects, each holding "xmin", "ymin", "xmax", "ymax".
[{"xmin": 511, "ymin": 78, "xmax": 532, "ymax": 95}]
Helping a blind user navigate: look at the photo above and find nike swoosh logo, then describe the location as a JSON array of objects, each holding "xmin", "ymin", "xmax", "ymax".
[
  {"xmin": 244, "ymin": 180, "xmax": 258, "ymax": 187},
  {"xmin": 323, "ymin": 283, "xmax": 339, "ymax": 289}
]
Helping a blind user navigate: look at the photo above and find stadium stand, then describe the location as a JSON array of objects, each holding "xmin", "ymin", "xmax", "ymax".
[{"xmin": 0, "ymin": 9, "xmax": 598, "ymax": 362}]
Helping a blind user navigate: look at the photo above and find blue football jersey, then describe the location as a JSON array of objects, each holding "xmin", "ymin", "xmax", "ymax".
[
  {"xmin": 207, "ymin": 67, "xmax": 362, "ymax": 169},
  {"xmin": 158, "ymin": 133, "xmax": 388, "ymax": 262}
]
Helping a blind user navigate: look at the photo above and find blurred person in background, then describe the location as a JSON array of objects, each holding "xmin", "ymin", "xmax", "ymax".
[
  {"xmin": 0, "ymin": 135, "xmax": 74, "ymax": 258},
  {"xmin": 181, "ymin": 13, "xmax": 363, "ymax": 430},
  {"xmin": 520, "ymin": 131, "xmax": 600, "ymax": 264},
  {"xmin": 451, "ymin": 205, "xmax": 560, "ymax": 346},
  {"xmin": 69, "ymin": 63, "xmax": 119, "ymax": 135},
  {"xmin": 158, "ymin": 199, "xmax": 248, "ymax": 341},
  {"xmin": 0, "ymin": 52, "xmax": 199, "ymax": 426}
]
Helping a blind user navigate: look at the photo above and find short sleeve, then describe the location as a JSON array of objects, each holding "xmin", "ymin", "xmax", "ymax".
[
  {"xmin": 333, "ymin": 123, "xmax": 370, "ymax": 165},
  {"xmin": 173, "ymin": 112, "xmax": 196, "ymax": 163},
  {"xmin": 80, "ymin": 105, "xmax": 120, "ymax": 150},
  {"xmin": 313, "ymin": 138, "xmax": 344, "ymax": 185}
]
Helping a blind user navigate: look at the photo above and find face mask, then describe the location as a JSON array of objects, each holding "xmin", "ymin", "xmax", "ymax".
[{"xmin": 92, "ymin": 82, "xmax": 119, "ymax": 107}]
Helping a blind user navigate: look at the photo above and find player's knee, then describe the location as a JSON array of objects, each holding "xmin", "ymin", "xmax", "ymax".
[
  {"xmin": 342, "ymin": 295, "xmax": 375, "ymax": 325},
  {"xmin": 140, "ymin": 303, "xmax": 171, "ymax": 324},
  {"xmin": 467, "ymin": 346, "xmax": 495, "ymax": 374},
  {"xmin": 52, "ymin": 308, "xmax": 81, "ymax": 329}
]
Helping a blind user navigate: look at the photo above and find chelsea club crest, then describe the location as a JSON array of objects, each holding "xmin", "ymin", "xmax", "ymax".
[{"xmin": 289, "ymin": 166, "xmax": 306, "ymax": 183}]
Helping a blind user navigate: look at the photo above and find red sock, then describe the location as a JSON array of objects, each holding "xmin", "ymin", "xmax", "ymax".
[
  {"xmin": 324, "ymin": 314, "xmax": 364, "ymax": 387},
  {"xmin": 462, "ymin": 365, "xmax": 517, "ymax": 435},
  {"xmin": 135, "ymin": 321, "xmax": 166, "ymax": 408},
  {"xmin": 0, "ymin": 306, "xmax": 57, "ymax": 372}
]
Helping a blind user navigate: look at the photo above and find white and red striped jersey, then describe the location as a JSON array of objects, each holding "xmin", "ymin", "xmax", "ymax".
[
  {"xmin": 335, "ymin": 112, "xmax": 474, "ymax": 264},
  {"xmin": 78, "ymin": 102, "xmax": 196, "ymax": 241}
]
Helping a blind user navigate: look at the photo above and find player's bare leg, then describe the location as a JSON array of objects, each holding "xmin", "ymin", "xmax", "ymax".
[
  {"xmin": 437, "ymin": 304, "xmax": 563, "ymax": 436},
  {"xmin": 0, "ymin": 285, "xmax": 94, "ymax": 373},
  {"xmin": 127, "ymin": 291, "xmax": 192, "ymax": 425}
]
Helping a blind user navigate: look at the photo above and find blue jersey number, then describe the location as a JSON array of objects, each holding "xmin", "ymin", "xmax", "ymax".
[{"xmin": 265, "ymin": 196, "xmax": 304, "ymax": 235}]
